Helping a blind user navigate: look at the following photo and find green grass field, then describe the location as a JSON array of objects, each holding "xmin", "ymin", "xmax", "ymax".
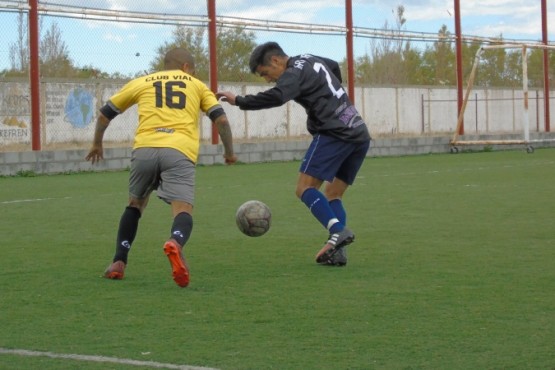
[{"xmin": 1, "ymin": 149, "xmax": 554, "ymax": 370}]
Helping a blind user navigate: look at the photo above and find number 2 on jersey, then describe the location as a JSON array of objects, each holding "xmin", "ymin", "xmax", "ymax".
[
  {"xmin": 153, "ymin": 81, "xmax": 186, "ymax": 109},
  {"xmin": 313, "ymin": 62, "xmax": 345, "ymax": 99}
]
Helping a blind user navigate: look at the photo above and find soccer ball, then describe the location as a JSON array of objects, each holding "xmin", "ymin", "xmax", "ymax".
[{"xmin": 235, "ymin": 200, "xmax": 271, "ymax": 237}]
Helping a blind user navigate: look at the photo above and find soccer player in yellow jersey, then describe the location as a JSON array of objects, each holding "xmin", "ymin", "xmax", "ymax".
[{"xmin": 86, "ymin": 47, "xmax": 237, "ymax": 287}]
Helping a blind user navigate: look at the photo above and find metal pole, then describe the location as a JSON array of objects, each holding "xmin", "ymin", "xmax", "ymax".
[
  {"xmin": 475, "ymin": 93, "xmax": 478, "ymax": 132},
  {"xmin": 207, "ymin": 0, "xmax": 218, "ymax": 144},
  {"xmin": 536, "ymin": 90, "xmax": 540, "ymax": 132},
  {"xmin": 345, "ymin": 0, "xmax": 355, "ymax": 104},
  {"xmin": 452, "ymin": 46, "xmax": 482, "ymax": 144},
  {"xmin": 420, "ymin": 94, "xmax": 424, "ymax": 134},
  {"xmin": 541, "ymin": 0, "xmax": 550, "ymax": 132},
  {"xmin": 29, "ymin": 0, "xmax": 41, "ymax": 150},
  {"xmin": 522, "ymin": 46, "xmax": 530, "ymax": 142},
  {"xmin": 454, "ymin": 0, "xmax": 464, "ymax": 135}
]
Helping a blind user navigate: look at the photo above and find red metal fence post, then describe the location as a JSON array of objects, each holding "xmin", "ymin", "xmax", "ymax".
[
  {"xmin": 345, "ymin": 0, "xmax": 355, "ymax": 104},
  {"xmin": 29, "ymin": 0, "xmax": 41, "ymax": 150},
  {"xmin": 541, "ymin": 0, "xmax": 550, "ymax": 132},
  {"xmin": 208, "ymin": 0, "xmax": 219, "ymax": 144},
  {"xmin": 454, "ymin": 0, "xmax": 464, "ymax": 135}
]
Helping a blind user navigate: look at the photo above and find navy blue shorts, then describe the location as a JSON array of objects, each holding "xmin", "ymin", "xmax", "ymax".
[{"xmin": 300, "ymin": 134, "xmax": 370, "ymax": 185}]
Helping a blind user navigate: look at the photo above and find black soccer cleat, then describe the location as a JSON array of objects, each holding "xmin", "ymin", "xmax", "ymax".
[
  {"xmin": 321, "ymin": 245, "xmax": 347, "ymax": 266},
  {"xmin": 315, "ymin": 228, "xmax": 354, "ymax": 264}
]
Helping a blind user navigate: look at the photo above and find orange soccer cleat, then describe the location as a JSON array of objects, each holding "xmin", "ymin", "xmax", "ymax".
[
  {"xmin": 104, "ymin": 260, "xmax": 126, "ymax": 280},
  {"xmin": 163, "ymin": 239, "xmax": 190, "ymax": 287}
]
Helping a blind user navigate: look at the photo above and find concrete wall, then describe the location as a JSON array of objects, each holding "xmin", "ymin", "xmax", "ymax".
[
  {"xmin": 2, "ymin": 78, "xmax": 554, "ymax": 176},
  {"xmin": 2, "ymin": 133, "xmax": 555, "ymax": 176},
  {"xmin": 1, "ymin": 78, "xmax": 553, "ymax": 149}
]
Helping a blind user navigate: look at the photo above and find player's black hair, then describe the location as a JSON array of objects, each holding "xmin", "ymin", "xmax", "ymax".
[{"xmin": 249, "ymin": 41, "xmax": 288, "ymax": 74}]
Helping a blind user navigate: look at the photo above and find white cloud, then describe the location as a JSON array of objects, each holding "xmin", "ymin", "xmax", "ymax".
[
  {"xmin": 38, "ymin": 0, "xmax": 554, "ymax": 40},
  {"xmin": 103, "ymin": 32, "xmax": 124, "ymax": 43}
]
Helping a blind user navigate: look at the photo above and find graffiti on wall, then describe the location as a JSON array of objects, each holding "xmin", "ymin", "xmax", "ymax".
[
  {"xmin": 46, "ymin": 86, "xmax": 95, "ymax": 127},
  {"xmin": 64, "ymin": 87, "xmax": 94, "ymax": 128},
  {"xmin": 1, "ymin": 83, "xmax": 97, "ymax": 146},
  {"xmin": 0, "ymin": 84, "xmax": 30, "ymax": 143},
  {"xmin": 44, "ymin": 85, "xmax": 96, "ymax": 144}
]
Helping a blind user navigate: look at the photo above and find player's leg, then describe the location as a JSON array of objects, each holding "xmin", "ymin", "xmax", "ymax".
[
  {"xmin": 296, "ymin": 173, "xmax": 342, "ymax": 232},
  {"xmin": 319, "ymin": 140, "xmax": 370, "ymax": 264},
  {"xmin": 158, "ymin": 148, "xmax": 196, "ymax": 287},
  {"xmin": 323, "ymin": 179, "xmax": 350, "ymax": 266},
  {"xmin": 169, "ymin": 201, "xmax": 194, "ymax": 246},
  {"xmin": 112, "ymin": 196, "xmax": 150, "ymax": 263},
  {"xmin": 163, "ymin": 200, "xmax": 193, "ymax": 288},
  {"xmin": 297, "ymin": 134, "xmax": 355, "ymax": 264},
  {"xmin": 296, "ymin": 172, "xmax": 353, "ymax": 264},
  {"xmin": 104, "ymin": 148, "xmax": 158, "ymax": 280},
  {"xmin": 297, "ymin": 134, "xmax": 346, "ymax": 233},
  {"xmin": 325, "ymin": 178, "xmax": 349, "ymax": 224}
]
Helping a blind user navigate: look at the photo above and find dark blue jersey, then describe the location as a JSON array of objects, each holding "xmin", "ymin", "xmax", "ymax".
[{"xmin": 235, "ymin": 54, "xmax": 370, "ymax": 142}]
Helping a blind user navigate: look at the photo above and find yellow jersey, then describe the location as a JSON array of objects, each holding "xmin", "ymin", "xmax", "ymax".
[{"xmin": 107, "ymin": 69, "xmax": 220, "ymax": 163}]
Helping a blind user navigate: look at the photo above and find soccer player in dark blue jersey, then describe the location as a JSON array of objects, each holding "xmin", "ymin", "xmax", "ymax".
[{"xmin": 218, "ymin": 42, "xmax": 370, "ymax": 266}]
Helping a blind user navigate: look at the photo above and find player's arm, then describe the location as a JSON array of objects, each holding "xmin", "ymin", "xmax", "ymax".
[
  {"xmin": 217, "ymin": 73, "xmax": 299, "ymax": 111},
  {"xmin": 217, "ymin": 89, "xmax": 283, "ymax": 110},
  {"xmin": 85, "ymin": 102, "xmax": 120, "ymax": 164},
  {"xmin": 234, "ymin": 87, "xmax": 286, "ymax": 110},
  {"xmin": 208, "ymin": 105, "xmax": 237, "ymax": 165}
]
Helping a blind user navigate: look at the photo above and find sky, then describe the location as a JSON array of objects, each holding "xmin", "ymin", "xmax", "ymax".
[{"xmin": 0, "ymin": 0, "xmax": 554, "ymax": 76}]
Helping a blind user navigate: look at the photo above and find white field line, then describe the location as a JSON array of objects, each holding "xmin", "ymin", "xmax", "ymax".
[
  {"xmin": 0, "ymin": 197, "xmax": 71, "ymax": 204},
  {"xmin": 0, "ymin": 348, "xmax": 220, "ymax": 370}
]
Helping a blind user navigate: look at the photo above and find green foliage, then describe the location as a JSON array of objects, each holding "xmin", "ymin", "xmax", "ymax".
[
  {"xmin": 420, "ymin": 25, "xmax": 456, "ymax": 85},
  {"xmin": 150, "ymin": 26, "xmax": 207, "ymax": 77},
  {"xmin": 6, "ymin": 7, "xmax": 554, "ymax": 85},
  {"xmin": 1, "ymin": 150, "xmax": 555, "ymax": 369},
  {"xmin": 353, "ymin": 13, "xmax": 550, "ymax": 88},
  {"xmin": 216, "ymin": 26, "xmax": 257, "ymax": 82},
  {"xmin": 8, "ymin": 17, "xmax": 76, "ymax": 78},
  {"xmin": 39, "ymin": 22, "xmax": 73, "ymax": 77},
  {"xmin": 14, "ymin": 169, "xmax": 37, "ymax": 177},
  {"xmin": 150, "ymin": 25, "xmax": 257, "ymax": 82}
]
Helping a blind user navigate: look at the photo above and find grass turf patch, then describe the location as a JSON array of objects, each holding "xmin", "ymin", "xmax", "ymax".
[{"xmin": 1, "ymin": 149, "xmax": 554, "ymax": 369}]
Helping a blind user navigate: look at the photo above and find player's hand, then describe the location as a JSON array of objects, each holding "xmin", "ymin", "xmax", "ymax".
[
  {"xmin": 216, "ymin": 91, "xmax": 237, "ymax": 105},
  {"xmin": 224, "ymin": 154, "xmax": 238, "ymax": 165},
  {"xmin": 85, "ymin": 145, "xmax": 104, "ymax": 164}
]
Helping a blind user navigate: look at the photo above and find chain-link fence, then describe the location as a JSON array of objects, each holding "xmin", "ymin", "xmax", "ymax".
[{"xmin": 0, "ymin": 0, "xmax": 553, "ymax": 152}]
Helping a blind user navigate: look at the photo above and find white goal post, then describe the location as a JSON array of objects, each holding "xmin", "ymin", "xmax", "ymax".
[{"xmin": 451, "ymin": 43, "xmax": 555, "ymax": 152}]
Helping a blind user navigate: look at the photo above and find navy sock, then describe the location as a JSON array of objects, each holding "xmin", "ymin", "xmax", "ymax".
[
  {"xmin": 114, "ymin": 206, "xmax": 141, "ymax": 264},
  {"xmin": 301, "ymin": 188, "xmax": 343, "ymax": 233},
  {"xmin": 329, "ymin": 199, "xmax": 346, "ymax": 225},
  {"xmin": 171, "ymin": 212, "xmax": 193, "ymax": 247}
]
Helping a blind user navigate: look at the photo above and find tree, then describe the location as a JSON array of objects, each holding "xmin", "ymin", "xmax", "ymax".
[
  {"xmin": 352, "ymin": 54, "xmax": 372, "ymax": 84},
  {"xmin": 39, "ymin": 21, "xmax": 74, "ymax": 77},
  {"xmin": 421, "ymin": 25, "xmax": 455, "ymax": 85},
  {"xmin": 8, "ymin": 16, "xmax": 76, "ymax": 78},
  {"xmin": 460, "ymin": 41, "xmax": 481, "ymax": 84},
  {"xmin": 403, "ymin": 47, "xmax": 426, "ymax": 85},
  {"xmin": 151, "ymin": 27, "xmax": 207, "ymax": 78},
  {"xmin": 354, "ymin": 5, "xmax": 422, "ymax": 85},
  {"xmin": 150, "ymin": 25, "xmax": 257, "ymax": 82},
  {"xmin": 528, "ymin": 48, "xmax": 547, "ymax": 88},
  {"xmin": 477, "ymin": 36, "xmax": 509, "ymax": 87},
  {"xmin": 216, "ymin": 26, "xmax": 256, "ymax": 82},
  {"xmin": 8, "ymin": 12, "xmax": 29, "ymax": 75}
]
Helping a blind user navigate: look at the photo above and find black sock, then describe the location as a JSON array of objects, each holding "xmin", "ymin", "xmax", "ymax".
[
  {"xmin": 114, "ymin": 206, "xmax": 141, "ymax": 264},
  {"xmin": 171, "ymin": 212, "xmax": 193, "ymax": 247}
]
